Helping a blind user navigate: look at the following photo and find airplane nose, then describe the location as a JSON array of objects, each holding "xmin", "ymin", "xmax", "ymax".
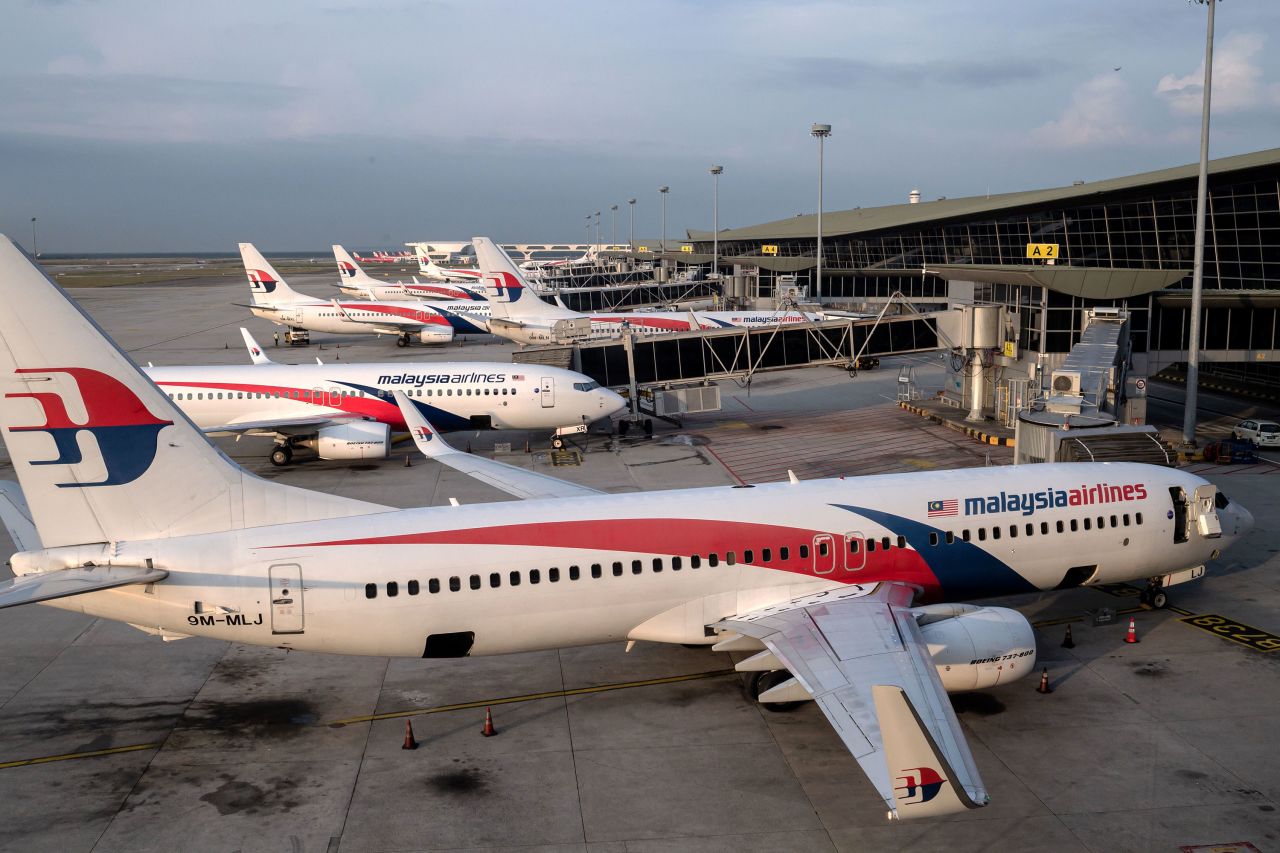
[
  {"xmin": 599, "ymin": 388, "xmax": 627, "ymax": 416},
  {"xmin": 1234, "ymin": 502, "xmax": 1255, "ymax": 538}
]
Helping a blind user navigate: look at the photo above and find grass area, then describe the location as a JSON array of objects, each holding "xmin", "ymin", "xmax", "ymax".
[{"xmin": 40, "ymin": 256, "xmax": 416, "ymax": 288}]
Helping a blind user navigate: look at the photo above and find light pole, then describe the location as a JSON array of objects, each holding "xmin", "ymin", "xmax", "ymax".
[
  {"xmin": 610, "ymin": 204, "xmax": 618, "ymax": 246},
  {"xmin": 659, "ymin": 186, "xmax": 669, "ymax": 254},
  {"xmin": 585, "ymin": 215, "xmax": 591, "ymax": 253},
  {"xmin": 627, "ymin": 198, "xmax": 636, "ymax": 250},
  {"xmin": 30, "ymin": 217, "xmax": 38, "ymax": 258},
  {"xmin": 1183, "ymin": 0, "xmax": 1217, "ymax": 448},
  {"xmin": 811, "ymin": 123, "xmax": 831, "ymax": 300},
  {"xmin": 594, "ymin": 210, "xmax": 601, "ymax": 259},
  {"xmin": 709, "ymin": 165, "xmax": 723, "ymax": 280}
]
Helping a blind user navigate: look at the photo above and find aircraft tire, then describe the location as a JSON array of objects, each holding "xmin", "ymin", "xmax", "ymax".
[
  {"xmin": 551, "ymin": 437, "xmax": 564, "ymax": 449},
  {"xmin": 270, "ymin": 445, "xmax": 293, "ymax": 467},
  {"xmin": 748, "ymin": 669, "xmax": 805, "ymax": 713}
]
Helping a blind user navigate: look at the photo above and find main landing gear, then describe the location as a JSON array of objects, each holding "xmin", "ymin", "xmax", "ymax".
[
  {"xmin": 270, "ymin": 442, "xmax": 294, "ymax": 467},
  {"xmin": 746, "ymin": 669, "xmax": 805, "ymax": 713},
  {"xmin": 1139, "ymin": 579, "xmax": 1169, "ymax": 609},
  {"xmin": 396, "ymin": 333, "xmax": 411, "ymax": 348}
]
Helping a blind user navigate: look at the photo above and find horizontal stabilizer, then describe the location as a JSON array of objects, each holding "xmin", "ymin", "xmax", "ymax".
[
  {"xmin": 392, "ymin": 392, "xmax": 601, "ymax": 501},
  {"xmin": 0, "ymin": 565, "xmax": 169, "ymax": 610},
  {"xmin": 0, "ymin": 481, "xmax": 41, "ymax": 552}
]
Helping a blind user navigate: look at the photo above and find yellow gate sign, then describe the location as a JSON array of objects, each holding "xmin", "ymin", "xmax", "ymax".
[
  {"xmin": 1026, "ymin": 243, "xmax": 1059, "ymax": 259},
  {"xmin": 762, "ymin": 244, "xmax": 779, "ymax": 256},
  {"xmin": 680, "ymin": 245, "xmax": 693, "ymax": 253},
  {"xmin": 637, "ymin": 245, "xmax": 649, "ymax": 252}
]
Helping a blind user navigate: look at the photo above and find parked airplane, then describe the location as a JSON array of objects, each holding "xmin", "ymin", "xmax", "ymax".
[
  {"xmin": 143, "ymin": 329, "xmax": 623, "ymax": 465},
  {"xmin": 353, "ymin": 250, "xmax": 408, "ymax": 264},
  {"xmin": 0, "ymin": 234, "xmax": 1251, "ymax": 820},
  {"xmin": 239, "ymin": 243, "xmax": 491, "ymax": 346},
  {"xmin": 413, "ymin": 246, "xmax": 485, "ymax": 283},
  {"xmin": 333, "ymin": 245, "xmax": 486, "ymax": 302},
  {"xmin": 472, "ymin": 238, "xmax": 824, "ymax": 346}
]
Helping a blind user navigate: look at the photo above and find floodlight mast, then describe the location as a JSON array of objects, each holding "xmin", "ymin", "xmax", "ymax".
[
  {"xmin": 811, "ymin": 123, "xmax": 832, "ymax": 300},
  {"xmin": 710, "ymin": 165, "xmax": 723, "ymax": 280}
]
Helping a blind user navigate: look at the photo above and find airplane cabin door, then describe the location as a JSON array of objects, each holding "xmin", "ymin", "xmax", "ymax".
[
  {"xmin": 540, "ymin": 376, "xmax": 555, "ymax": 408},
  {"xmin": 268, "ymin": 563, "xmax": 304, "ymax": 634}
]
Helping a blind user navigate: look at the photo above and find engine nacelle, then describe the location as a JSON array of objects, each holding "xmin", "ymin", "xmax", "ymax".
[
  {"xmin": 419, "ymin": 326, "xmax": 454, "ymax": 345},
  {"xmin": 914, "ymin": 603, "xmax": 1037, "ymax": 693},
  {"xmin": 302, "ymin": 421, "xmax": 390, "ymax": 460}
]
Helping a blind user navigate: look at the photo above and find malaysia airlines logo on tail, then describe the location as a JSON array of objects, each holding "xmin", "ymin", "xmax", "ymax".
[
  {"xmin": 895, "ymin": 767, "xmax": 947, "ymax": 805},
  {"xmin": 484, "ymin": 271, "xmax": 524, "ymax": 302},
  {"xmin": 246, "ymin": 269, "xmax": 278, "ymax": 293},
  {"xmin": 6, "ymin": 368, "xmax": 174, "ymax": 488},
  {"xmin": 338, "ymin": 262, "xmax": 358, "ymax": 279}
]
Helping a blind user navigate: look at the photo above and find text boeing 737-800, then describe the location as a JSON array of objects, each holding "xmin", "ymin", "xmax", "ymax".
[{"xmin": 0, "ymin": 235, "xmax": 1251, "ymax": 820}]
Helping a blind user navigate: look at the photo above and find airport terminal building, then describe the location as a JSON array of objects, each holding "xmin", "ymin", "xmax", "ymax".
[{"xmin": 689, "ymin": 148, "xmax": 1280, "ymax": 386}]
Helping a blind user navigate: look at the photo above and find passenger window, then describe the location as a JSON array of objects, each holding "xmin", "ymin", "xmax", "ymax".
[
  {"xmin": 592, "ymin": 563, "xmax": 603, "ymax": 579},
  {"xmin": 549, "ymin": 567, "xmax": 560, "ymax": 582},
  {"xmin": 962, "ymin": 529, "xmax": 971, "ymax": 542},
  {"xmin": 1123, "ymin": 514, "xmax": 1130, "ymax": 527},
  {"xmin": 1070, "ymin": 519, "xmax": 1079, "ymax": 532},
  {"xmin": 799, "ymin": 545, "xmax": 810, "ymax": 559},
  {"xmin": 1040, "ymin": 522, "xmax": 1049, "ymax": 535},
  {"xmin": 881, "ymin": 537, "xmax": 891, "ymax": 550},
  {"xmin": 530, "ymin": 569, "xmax": 540, "ymax": 584},
  {"xmin": 1009, "ymin": 525, "xmax": 1017, "ymax": 538},
  {"xmin": 365, "ymin": 583, "xmax": 376, "ymax": 599},
  {"xmin": 1026, "ymin": 523, "xmax": 1034, "ymax": 536},
  {"xmin": 1057, "ymin": 520, "xmax": 1065, "ymax": 533},
  {"xmin": 945, "ymin": 531, "xmax": 955, "ymax": 544},
  {"xmin": 428, "ymin": 578, "xmax": 440, "ymax": 594},
  {"xmin": 489, "ymin": 573, "xmax": 500, "ymax": 588},
  {"xmin": 652, "ymin": 558, "xmax": 663, "ymax": 572},
  {"xmin": 779, "ymin": 547, "xmax": 789, "ymax": 561},
  {"xmin": 847, "ymin": 540, "xmax": 859, "ymax": 554},
  {"xmin": 691, "ymin": 555, "xmax": 701, "ymax": 568},
  {"xmin": 896, "ymin": 536, "xmax": 906, "ymax": 549},
  {"xmin": 470, "ymin": 575, "xmax": 481, "ymax": 590},
  {"xmin": 867, "ymin": 539, "xmax": 876, "ymax": 553},
  {"xmin": 632, "ymin": 560, "xmax": 643, "ymax": 574},
  {"xmin": 1097, "ymin": 516, "xmax": 1105, "ymax": 529},
  {"xmin": 408, "ymin": 580, "xmax": 419, "ymax": 595},
  {"xmin": 708, "ymin": 553, "xmax": 719, "ymax": 567},
  {"xmin": 609, "ymin": 562, "xmax": 620, "ymax": 577},
  {"xmin": 978, "ymin": 528, "xmax": 987, "ymax": 541},
  {"xmin": 1136, "ymin": 512, "xmax": 1143, "ymax": 525},
  {"xmin": 929, "ymin": 532, "xmax": 938, "ymax": 546},
  {"xmin": 743, "ymin": 550, "xmax": 753, "ymax": 564},
  {"xmin": 992, "ymin": 527, "xmax": 1001, "ymax": 540},
  {"xmin": 569, "ymin": 565, "xmax": 580, "ymax": 580},
  {"xmin": 509, "ymin": 571, "xmax": 520, "ymax": 586},
  {"xmin": 1083, "ymin": 518, "xmax": 1092, "ymax": 531},
  {"xmin": 387, "ymin": 581, "xmax": 398, "ymax": 597},
  {"xmin": 672, "ymin": 556, "xmax": 682, "ymax": 570},
  {"xmin": 449, "ymin": 576, "xmax": 461, "ymax": 592},
  {"xmin": 726, "ymin": 552, "xmax": 736, "ymax": 566},
  {"xmin": 817, "ymin": 541, "xmax": 829, "ymax": 557}
]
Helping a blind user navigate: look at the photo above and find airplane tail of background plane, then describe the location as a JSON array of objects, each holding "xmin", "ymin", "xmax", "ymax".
[
  {"xmin": 472, "ymin": 236, "xmax": 568, "ymax": 322},
  {"xmin": 333, "ymin": 245, "xmax": 375, "ymax": 285},
  {"xmin": 414, "ymin": 246, "xmax": 435, "ymax": 276},
  {"xmin": 240, "ymin": 242, "xmax": 309, "ymax": 305},
  {"xmin": 0, "ymin": 236, "xmax": 388, "ymax": 550}
]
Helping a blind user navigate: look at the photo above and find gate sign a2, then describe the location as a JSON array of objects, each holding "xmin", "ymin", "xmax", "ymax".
[{"xmin": 1026, "ymin": 243, "xmax": 1059, "ymax": 259}]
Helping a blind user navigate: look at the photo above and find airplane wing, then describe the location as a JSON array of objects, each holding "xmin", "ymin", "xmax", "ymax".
[
  {"xmin": 201, "ymin": 414, "xmax": 352, "ymax": 436},
  {"xmin": 0, "ymin": 481, "xmax": 41, "ymax": 552},
  {"xmin": 717, "ymin": 583, "xmax": 988, "ymax": 821},
  {"xmin": 0, "ymin": 565, "xmax": 170, "ymax": 610},
  {"xmin": 391, "ymin": 392, "xmax": 601, "ymax": 500}
]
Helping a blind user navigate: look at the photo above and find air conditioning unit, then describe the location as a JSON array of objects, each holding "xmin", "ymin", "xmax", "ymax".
[{"xmin": 1050, "ymin": 370, "xmax": 1082, "ymax": 397}]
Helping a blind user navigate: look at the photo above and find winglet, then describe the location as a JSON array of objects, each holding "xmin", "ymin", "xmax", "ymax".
[
  {"xmin": 239, "ymin": 328, "xmax": 273, "ymax": 365},
  {"xmin": 392, "ymin": 391, "xmax": 460, "ymax": 460},
  {"xmin": 872, "ymin": 685, "xmax": 988, "ymax": 819}
]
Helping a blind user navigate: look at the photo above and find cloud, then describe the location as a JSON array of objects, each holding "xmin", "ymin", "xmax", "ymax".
[
  {"xmin": 1156, "ymin": 32, "xmax": 1280, "ymax": 116},
  {"xmin": 773, "ymin": 56, "xmax": 1054, "ymax": 89},
  {"xmin": 1030, "ymin": 74, "xmax": 1138, "ymax": 148}
]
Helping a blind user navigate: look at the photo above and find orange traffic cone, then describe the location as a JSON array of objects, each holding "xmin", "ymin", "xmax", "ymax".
[
  {"xmin": 1062, "ymin": 624, "xmax": 1076, "ymax": 649},
  {"xmin": 402, "ymin": 719, "xmax": 418, "ymax": 750},
  {"xmin": 481, "ymin": 706, "xmax": 497, "ymax": 737},
  {"xmin": 1036, "ymin": 667, "xmax": 1053, "ymax": 694},
  {"xmin": 1124, "ymin": 617, "xmax": 1140, "ymax": 644}
]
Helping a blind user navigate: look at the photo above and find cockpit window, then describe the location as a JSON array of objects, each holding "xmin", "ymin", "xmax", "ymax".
[
  {"xmin": 573, "ymin": 381, "xmax": 600, "ymax": 392},
  {"xmin": 1215, "ymin": 491, "xmax": 1230, "ymax": 509}
]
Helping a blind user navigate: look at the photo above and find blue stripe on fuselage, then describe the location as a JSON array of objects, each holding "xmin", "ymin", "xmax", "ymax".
[
  {"xmin": 831, "ymin": 503, "xmax": 1038, "ymax": 600},
  {"xmin": 333, "ymin": 380, "xmax": 474, "ymax": 431}
]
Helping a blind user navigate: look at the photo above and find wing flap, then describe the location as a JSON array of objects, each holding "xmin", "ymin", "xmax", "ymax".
[{"xmin": 0, "ymin": 565, "xmax": 169, "ymax": 610}]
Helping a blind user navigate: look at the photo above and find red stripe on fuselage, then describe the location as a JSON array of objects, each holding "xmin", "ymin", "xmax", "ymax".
[
  {"xmin": 336, "ymin": 303, "xmax": 452, "ymax": 326},
  {"xmin": 156, "ymin": 380, "xmax": 405, "ymax": 428},
  {"xmin": 264, "ymin": 518, "xmax": 944, "ymax": 596}
]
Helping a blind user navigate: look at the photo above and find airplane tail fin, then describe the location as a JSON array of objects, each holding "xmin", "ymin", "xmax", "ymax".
[
  {"xmin": 239, "ymin": 243, "xmax": 307, "ymax": 305},
  {"xmin": 414, "ymin": 246, "xmax": 434, "ymax": 276},
  {"xmin": 472, "ymin": 236, "xmax": 564, "ymax": 321},
  {"xmin": 333, "ymin": 244, "xmax": 375, "ymax": 284},
  {"xmin": 0, "ymin": 236, "xmax": 388, "ymax": 550}
]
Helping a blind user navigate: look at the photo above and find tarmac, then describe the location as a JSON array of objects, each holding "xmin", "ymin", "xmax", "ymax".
[{"xmin": 0, "ymin": 274, "xmax": 1278, "ymax": 852}]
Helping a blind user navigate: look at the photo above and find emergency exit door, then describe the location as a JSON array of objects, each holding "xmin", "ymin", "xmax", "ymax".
[
  {"xmin": 540, "ymin": 376, "xmax": 555, "ymax": 407},
  {"xmin": 269, "ymin": 564, "xmax": 304, "ymax": 634}
]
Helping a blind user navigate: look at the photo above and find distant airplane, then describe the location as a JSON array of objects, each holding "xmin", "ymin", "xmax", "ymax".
[
  {"xmin": 333, "ymin": 245, "xmax": 487, "ymax": 302},
  {"xmin": 412, "ymin": 246, "xmax": 485, "ymax": 282},
  {"xmin": 0, "ymin": 233, "xmax": 1252, "ymax": 821},
  {"xmin": 239, "ymin": 243, "xmax": 492, "ymax": 346},
  {"xmin": 353, "ymin": 250, "xmax": 409, "ymax": 264},
  {"xmin": 144, "ymin": 328, "xmax": 624, "ymax": 465}
]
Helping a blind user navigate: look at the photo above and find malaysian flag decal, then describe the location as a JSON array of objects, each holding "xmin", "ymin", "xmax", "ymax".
[{"xmin": 928, "ymin": 499, "xmax": 958, "ymax": 517}]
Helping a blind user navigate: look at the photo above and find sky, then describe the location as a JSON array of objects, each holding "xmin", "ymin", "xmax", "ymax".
[{"xmin": 2, "ymin": 0, "xmax": 1278, "ymax": 253}]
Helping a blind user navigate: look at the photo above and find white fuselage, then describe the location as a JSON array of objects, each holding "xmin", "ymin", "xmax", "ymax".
[
  {"xmin": 144, "ymin": 362, "xmax": 624, "ymax": 432},
  {"xmin": 28, "ymin": 463, "xmax": 1249, "ymax": 658},
  {"xmin": 249, "ymin": 299, "xmax": 491, "ymax": 336}
]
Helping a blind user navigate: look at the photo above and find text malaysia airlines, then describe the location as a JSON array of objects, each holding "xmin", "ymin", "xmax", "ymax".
[
  {"xmin": 378, "ymin": 371, "xmax": 508, "ymax": 387},
  {"xmin": 964, "ymin": 481, "xmax": 1148, "ymax": 517}
]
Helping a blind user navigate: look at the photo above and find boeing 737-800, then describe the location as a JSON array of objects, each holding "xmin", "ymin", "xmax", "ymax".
[
  {"xmin": 0, "ymin": 235, "xmax": 1251, "ymax": 821},
  {"xmin": 143, "ymin": 329, "xmax": 623, "ymax": 465},
  {"xmin": 239, "ymin": 243, "xmax": 492, "ymax": 345},
  {"xmin": 333, "ymin": 245, "xmax": 486, "ymax": 302}
]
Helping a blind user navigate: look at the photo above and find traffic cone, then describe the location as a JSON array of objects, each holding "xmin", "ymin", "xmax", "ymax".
[
  {"xmin": 465, "ymin": 441, "xmax": 472, "ymax": 454},
  {"xmin": 481, "ymin": 706, "xmax": 497, "ymax": 737},
  {"xmin": 402, "ymin": 719, "xmax": 418, "ymax": 750},
  {"xmin": 524, "ymin": 440, "xmax": 531, "ymax": 454},
  {"xmin": 1124, "ymin": 617, "xmax": 1140, "ymax": 644},
  {"xmin": 1062, "ymin": 624, "xmax": 1076, "ymax": 649},
  {"xmin": 404, "ymin": 454, "xmax": 411, "ymax": 468},
  {"xmin": 1036, "ymin": 667, "xmax": 1053, "ymax": 694}
]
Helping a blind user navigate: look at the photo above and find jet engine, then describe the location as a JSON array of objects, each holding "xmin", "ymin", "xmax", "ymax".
[
  {"xmin": 300, "ymin": 421, "xmax": 390, "ymax": 460},
  {"xmin": 913, "ymin": 603, "xmax": 1037, "ymax": 693},
  {"xmin": 419, "ymin": 327, "xmax": 454, "ymax": 345}
]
